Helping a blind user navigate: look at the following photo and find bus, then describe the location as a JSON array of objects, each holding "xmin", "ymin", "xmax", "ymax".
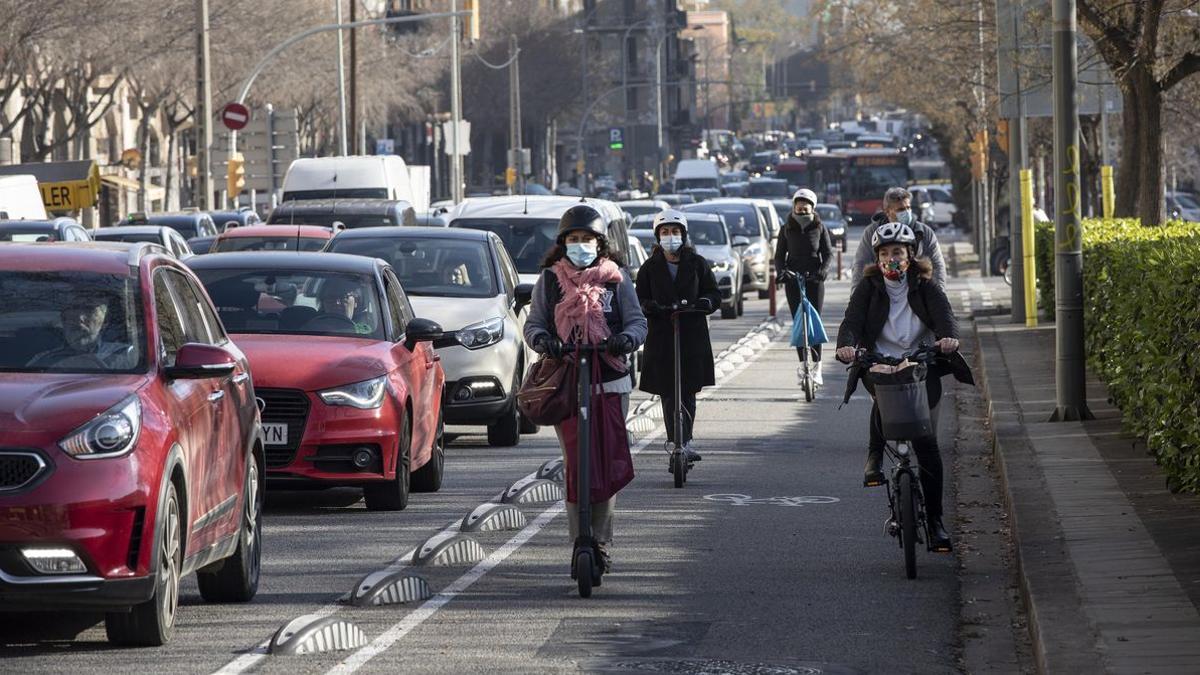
[
  {"xmin": 837, "ymin": 149, "xmax": 910, "ymax": 225},
  {"xmin": 773, "ymin": 156, "xmax": 847, "ymax": 205}
]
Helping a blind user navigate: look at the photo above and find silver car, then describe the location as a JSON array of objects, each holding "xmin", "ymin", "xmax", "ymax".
[
  {"xmin": 326, "ymin": 226, "xmax": 537, "ymax": 447},
  {"xmin": 680, "ymin": 211, "xmax": 744, "ymax": 319},
  {"xmin": 682, "ymin": 198, "xmax": 772, "ymax": 298}
]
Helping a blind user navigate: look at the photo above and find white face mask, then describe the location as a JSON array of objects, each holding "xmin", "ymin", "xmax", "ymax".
[{"xmin": 661, "ymin": 234, "xmax": 683, "ymax": 253}]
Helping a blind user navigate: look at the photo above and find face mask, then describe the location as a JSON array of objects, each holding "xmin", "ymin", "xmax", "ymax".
[
  {"xmin": 895, "ymin": 209, "xmax": 914, "ymax": 226},
  {"xmin": 661, "ymin": 234, "xmax": 683, "ymax": 253},
  {"xmin": 880, "ymin": 258, "xmax": 909, "ymax": 281},
  {"xmin": 794, "ymin": 213, "xmax": 814, "ymax": 226},
  {"xmin": 566, "ymin": 242, "xmax": 598, "ymax": 267}
]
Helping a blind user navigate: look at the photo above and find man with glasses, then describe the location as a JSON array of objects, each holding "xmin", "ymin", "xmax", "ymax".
[
  {"xmin": 309, "ymin": 277, "xmax": 374, "ymax": 335},
  {"xmin": 28, "ymin": 296, "xmax": 137, "ymax": 369},
  {"xmin": 850, "ymin": 187, "xmax": 946, "ymax": 292}
]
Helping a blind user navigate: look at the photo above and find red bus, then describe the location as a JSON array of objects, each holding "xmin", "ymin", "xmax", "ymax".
[
  {"xmin": 773, "ymin": 156, "xmax": 846, "ymax": 205},
  {"xmin": 837, "ymin": 149, "xmax": 910, "ymax": 225}
]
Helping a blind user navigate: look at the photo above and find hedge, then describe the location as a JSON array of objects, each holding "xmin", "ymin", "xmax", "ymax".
[{"xmin": 1033, "ymin": 218, "xmax": 1200, "ymax": 491}]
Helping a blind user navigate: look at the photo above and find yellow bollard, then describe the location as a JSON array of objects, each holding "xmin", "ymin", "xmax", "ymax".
[
  {"xmin": 1020, "ymin": 169, "xmax": 1038, "ymax": 327},
  {"xmin": 1101, "ymin": 165, "xmax": 1115, "ymax": 219}
]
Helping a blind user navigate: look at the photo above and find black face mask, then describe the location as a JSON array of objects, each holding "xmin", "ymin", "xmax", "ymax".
[{"xmin": 793, "ymin": 213, "xmax": 813, "ymax": 226}]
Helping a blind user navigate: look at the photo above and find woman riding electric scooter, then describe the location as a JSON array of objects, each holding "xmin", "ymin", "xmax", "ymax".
[{"xmin": 634, "ymin": 209, "xmax": 721, "ymax": 470}]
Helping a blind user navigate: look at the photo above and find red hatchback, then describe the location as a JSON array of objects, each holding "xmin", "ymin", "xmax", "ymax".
[
  {"xmin": 188, "ymin": 252, "xmax": 445, "ymax": 511},
  {"xmin": 0, "ymin": 242, "xmax": 263, "ymax": 646},
  {"xmin": 210, "ymin": 225, "xmax": 334, "ymax": 253}
]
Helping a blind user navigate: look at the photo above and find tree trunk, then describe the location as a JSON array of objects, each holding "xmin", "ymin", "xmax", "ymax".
[
  {"xmin": 137, "ymin": 109, "xmax": 153, "ymax": 211},
  {"xmin": 164, "ymin": 128, "xmax": 177, "ymax": 211},
  {"xmin": 1114, "ymin": 84, "xmax": 1140, "ymax": 218},
  {"xmin": 1133, "ymin": 70, "xmax": 1165, "ymax": 226}
]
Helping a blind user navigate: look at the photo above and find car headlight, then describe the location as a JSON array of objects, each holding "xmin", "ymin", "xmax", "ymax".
[
  {"xmin": 745, "ymin": 242, "xmax": 765, "ymax": 258},
  {"xmin": 60, "ymin": 397, "xmax": 141, "ymax": 459},
  {"xmin": 455, "ymin": 316, "xmax": 504, "ymax": 350},
  {"xmin": 319, "ymin": 375, "xmax": 388, "ymax": 409},
  {"xmin": 710, "ymin": 259, "xmax": 733, "ymax": 272}
]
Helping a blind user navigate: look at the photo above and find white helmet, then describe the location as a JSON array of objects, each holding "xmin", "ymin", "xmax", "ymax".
[
  {"xmin": 792, "ymin": 188, "xmax": 818, "ymax": 206},
  {"xmin": 871, "ymin": 222, "xmax": 917, "ymax": 250},
  {"xmin": 652, "ymin": 209, "xmax": 688, "ymax": 240}
]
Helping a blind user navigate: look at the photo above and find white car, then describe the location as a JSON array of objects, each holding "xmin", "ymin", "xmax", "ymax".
[
  {"xmin": 92, "ymin": 225, "xmax": 194, "ymax": 259},
  {"xmin": 326, "ymin": 226, "xmax": 538, "ymax": 447},
  {"xmin": 680, "ymin": 211, "xmax": 743, "ymax": 319},
  {"xmin": 910, "ymin": 182, "xmax": 957, "ymax": 228}
]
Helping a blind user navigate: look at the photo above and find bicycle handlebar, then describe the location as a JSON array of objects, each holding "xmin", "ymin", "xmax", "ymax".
[{"xmin": 848, "ymin": 343, "xmax": 944, "ymax": 367}]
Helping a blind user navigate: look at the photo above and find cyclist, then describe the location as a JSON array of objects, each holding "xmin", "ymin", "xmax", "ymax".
[
  {"xmin": 774, "ymin": 188, "xmax": 833, "ymax": 387},
  {"xmin": 835, "ymin": 222, "xmax": 959, "ymax": 551},
  {"xmin": 634, "ymin": 209, "xmax": 721, "ymax": 468},
  {"xmin": 523, "ymin": 204, "xmax": 647, "ymax": 572},
  {"xmin": 850, "ymin": 187, "xmax": 946, "ymax": 292}
]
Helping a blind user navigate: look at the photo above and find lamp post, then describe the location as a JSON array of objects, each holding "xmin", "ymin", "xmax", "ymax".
[{"xmin": 621, "ymin": 17, "xmax": 654, "ymax": 186}]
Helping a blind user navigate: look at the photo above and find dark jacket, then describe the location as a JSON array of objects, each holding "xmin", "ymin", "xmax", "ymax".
[
  {"xmin": 634, "ymin": 247, "xmax": 721, "ymax": 396},
  {"xmin": 837, "ymin": 261, "xmax": 958, "ymax": 351},
  {"xmin": 774, "ymin": 212, "xmax": 833, "ymax": 280}
]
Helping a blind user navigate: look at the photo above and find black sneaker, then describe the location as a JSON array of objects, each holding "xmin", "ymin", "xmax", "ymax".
[
  {"xmin": 684, "ymin": 444, "xmax": 702, "ymax": 463},
  {"xmin": 863, "ymin": 448, "xmax": 885, "ymax": 487},
  {"xmin": 595, "ymin": 543, "xmax": 612, "ymax": 573},
  {"xmin": 929, "ymin": 517, "xmax": 953, "ymax": 552}
]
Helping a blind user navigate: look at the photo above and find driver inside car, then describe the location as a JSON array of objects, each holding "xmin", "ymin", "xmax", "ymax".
[
  {"xmin": 309, "ymin": 277, "xmax": 375, "ymax": 335},
  {"xmin": 28, "ymin": 297, "xmax": 137, "ymax": 370}
]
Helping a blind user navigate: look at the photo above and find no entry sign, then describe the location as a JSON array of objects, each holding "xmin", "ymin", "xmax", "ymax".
[{"xmin": 222, "ymin": 103, "xmax": 250, "ymax": 131}]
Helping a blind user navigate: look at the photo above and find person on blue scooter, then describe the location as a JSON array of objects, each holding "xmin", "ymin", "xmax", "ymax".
[
  {"xmin": 774, "ymin": 188, "xmax": 833, "ymax": 387},
  {"xmin": 635, "ymin": 210, "xmax": 721, "ymax": 469}
]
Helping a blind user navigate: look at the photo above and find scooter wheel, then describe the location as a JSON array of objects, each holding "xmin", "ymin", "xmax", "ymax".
[
  {"xmin": 574, "ymin": 550, "xmax": 594, "ymax": 598},
  {"xmin": 672, "ymin": 452, "xmax": 686, "ymax": 488}
]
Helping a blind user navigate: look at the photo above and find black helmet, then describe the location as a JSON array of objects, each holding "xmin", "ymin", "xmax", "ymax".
[{"xmin": 557, "ymin": 204, "xmax": 607, "ymax": 244}]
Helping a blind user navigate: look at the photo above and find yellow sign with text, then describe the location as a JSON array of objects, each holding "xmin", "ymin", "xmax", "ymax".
[{"xmin": 39, "ymin": 180, "xmax": 97, "ymax": 211}]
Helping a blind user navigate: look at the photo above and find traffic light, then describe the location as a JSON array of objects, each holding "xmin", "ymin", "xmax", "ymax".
[
  {"xmin": 996, "ymin": 120, "xmax": 1009, "ymax": 155},
  {"xmin": 505, "ymin": 166, "xmax": 517, "ymax": 187},
  {"xmin": 968, "ymin": 130, "xmax": 988, "ymax": 180},
  {"xmin": 227, "ymin": 152, "xmax": 246, "ymax": 197},
  {"xmin": 463, "ymin": 0, "xmax": 480, "ymax": 42}
]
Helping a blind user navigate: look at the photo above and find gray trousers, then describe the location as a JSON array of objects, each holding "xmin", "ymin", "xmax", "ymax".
[{"xmin": 555, "ymin": 393, "xmax": 629, "ymax": 545}]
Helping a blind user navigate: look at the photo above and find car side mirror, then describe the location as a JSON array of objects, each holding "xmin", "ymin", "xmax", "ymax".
[
  {"xmin": 405, "ymin": 317, "xmax": 444, "ymax": 351},
  {"xmin": 166, "ymin": 343, "xmax": 237, "ymax": 379},
  {"xmin": 732, "ymin": 235, "xmax": 751, "ymax": 247},
  {"xmin": 514, "ymin": 283, "xmax": 534, "ymax": 312}
]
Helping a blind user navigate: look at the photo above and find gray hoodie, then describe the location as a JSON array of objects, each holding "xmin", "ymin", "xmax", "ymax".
[{"xmin": 851, "ymin": 215, "xmax": 946, "ymax": 292}]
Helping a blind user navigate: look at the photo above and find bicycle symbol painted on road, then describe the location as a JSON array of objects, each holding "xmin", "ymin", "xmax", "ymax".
[{"xmin": 703, "ymin": 494, "xmax": 841, "ymax": 507}]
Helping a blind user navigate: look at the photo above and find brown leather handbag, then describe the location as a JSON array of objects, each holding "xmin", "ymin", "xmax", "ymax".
[{"xmin": 516, "ymin": 355, "xmax": 576, "ymax": 426}]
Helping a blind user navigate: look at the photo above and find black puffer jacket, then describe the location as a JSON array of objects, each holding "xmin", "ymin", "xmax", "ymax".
[
  {"xmin": 774, "ymin": 212, "xmax": 833, "ymax": 280},
  {"xmin": 837, "ymin": 261, "xmax": 957, "ymax": 351},
  {"xmin": 634, "ymin": 247, "xmax": 721, "ymax": 396}
]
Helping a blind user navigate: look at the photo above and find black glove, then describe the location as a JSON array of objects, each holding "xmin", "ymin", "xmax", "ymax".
[
  {"xmin": 537, "ymin": 334, "xmax": 563, "ymax": 359},
  {"xmin": 777, "ymin": 269, "xmax": 797, "ymax": 285},
  {"xmin": 695, "ymin": 297, "xmax": 715, "ymax": 313},
  {"xmin": 607, "ymin": 333, "xmax": 635, "ymax": 356},
  {"xmin": 642, "ymin": 299, "xmax": 667, "ymax": 317}
]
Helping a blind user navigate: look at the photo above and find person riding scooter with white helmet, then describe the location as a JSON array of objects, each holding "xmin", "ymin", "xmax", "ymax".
[{"xmin": 773, "ymin": 188, "xmax": 834, "ymax": 387}]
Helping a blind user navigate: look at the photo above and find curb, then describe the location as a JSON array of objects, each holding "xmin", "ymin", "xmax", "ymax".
[{"xmin": 970, "ymin": 318, "xmax": 1106, "ymax": 675}]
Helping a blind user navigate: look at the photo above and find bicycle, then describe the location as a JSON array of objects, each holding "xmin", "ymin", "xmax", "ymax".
[
  {"xmin": 850, "ymin": 344, "xmax": 949, "ymax": 580},
  {"xmin": 666, "ymin": 301, "xmax": 707, "ymax": 488}
]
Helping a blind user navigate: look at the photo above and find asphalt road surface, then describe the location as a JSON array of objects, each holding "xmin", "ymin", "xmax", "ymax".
[{"xmin": 2, "ymin": 227, "xmax": 1009, "ymax": 674}]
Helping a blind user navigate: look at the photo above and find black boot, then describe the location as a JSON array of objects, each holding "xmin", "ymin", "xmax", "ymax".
[
  {"xmin": 929, "ymin": 517, "xmax": 952, "ymax": 552},
  {"xmin": 595, "ymin": 543, "xmax": 612, "ymax": 573},
  {"xmin": 863, "ymin": 448, "xmax": 885, "ymax": 487}
]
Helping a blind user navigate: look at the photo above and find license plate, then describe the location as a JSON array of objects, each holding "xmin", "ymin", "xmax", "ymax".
[{"xmin": 263, "ymin": 423, "xmax": 288, "ymax": 446}]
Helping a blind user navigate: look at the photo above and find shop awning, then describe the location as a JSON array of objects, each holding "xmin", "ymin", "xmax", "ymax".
[
  {"xmin": 100, "ymin": 173, "xmax": 143, "ymax": 191},
  {"xmin": 0, "ymin": 160, "xmax": 99, "ymax": 211}
]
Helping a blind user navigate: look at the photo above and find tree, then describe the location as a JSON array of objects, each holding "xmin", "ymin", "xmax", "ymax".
[{"xmin": 1077, "ymin": 1, "xmax": 1200, "ymax": 225}]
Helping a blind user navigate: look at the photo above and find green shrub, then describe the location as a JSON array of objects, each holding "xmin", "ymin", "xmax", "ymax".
[{"xmin": 1032, "ymin": 218, "xmax": 1200, "ymax": 491}]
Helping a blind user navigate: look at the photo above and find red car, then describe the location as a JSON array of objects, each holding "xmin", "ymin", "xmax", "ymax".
[
  {"xmin": 210, "ymin": 224, "xmax": 335, "ymax": 253},
  {"xmin": 0, "ymin": 242, "xmax": 263, "ymax": 646},
  {"xmin": 187, "ymin": 252, "xmax": 445, "ymax": 511}
]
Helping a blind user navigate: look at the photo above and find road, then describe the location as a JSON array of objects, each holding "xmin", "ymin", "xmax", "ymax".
[{"xmin": 1, "ymin": 227, "xmax": 1011, "ymax": 673}]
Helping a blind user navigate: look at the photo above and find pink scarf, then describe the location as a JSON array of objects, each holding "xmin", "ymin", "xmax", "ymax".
[{"xmin": 552, "ymin": 258, "xmax": 626, "ymax": 372}]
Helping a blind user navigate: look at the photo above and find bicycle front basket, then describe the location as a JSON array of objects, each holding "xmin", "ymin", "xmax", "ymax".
[{"xmin": 874, "ymin": 380, "xmax": 933, "ymax": 440}]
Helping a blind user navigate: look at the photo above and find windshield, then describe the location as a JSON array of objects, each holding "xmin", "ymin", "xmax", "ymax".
[
  {"xmin": 674, "ymin": 178, "xmax": 719, "ymax": 191},
  {"xmin": 94, "ymin": 232, "xmax": 162, "ymax": 244},
  {"xmin": 267, "ymin": 214, "xmax": 396, "ymax": 229},
  {"xmin": 0, "ymin": 270, "xmax": 145, "ymax": 373},
  {"xmin": 687, "ymin": 219, "xmax": 728, "ymax": 246},
  {"xmin": 330, "ymin": 237, "xmax": 498, "ymax": 299},
  {"xmin": 816, "ymin": 206, "xmax": 843, "ymax": 222},
  {"xmin": 0, "ymin": 229, "xmax": 57, "ymax": 242},
  {"xmin": 214, "ymin": 236, "xmax": 328, "ymax": 252},
  {"xmin": 684, "ymin": 205, "xmax": 760, "ymax": 237},
  {"xmin": 846, "ymin": 166, "xmax": 908, "ymax": 200},
  {"xmin": 193, "ymin": 269, "xmax": 384, "ymax": 339},
  {"xmin": 749, "ymin": 181, "xmax": 790, "ymax": 198},
  {"xmin": 1173, "ymin": 193, "xmax": 1200, "ymax": 210},
  {"xmin": 281, "ymin": 188, "xmax": 388, "ymax": 201},
  {"xmin": 621, "ymin": 204, "xmax": 663, "ymax": 218},
  {"xmin": 145, "ymin": 221, "xmax": 199, "ymax": 238},
  {"xmin": 451, "ymin": 217, "xmax": 558, "ymax": 275}
]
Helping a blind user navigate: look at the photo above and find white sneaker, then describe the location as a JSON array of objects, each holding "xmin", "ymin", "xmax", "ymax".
[{"xmin": 813, "ymin": 361, "xmax": 824, "ymax": 387}]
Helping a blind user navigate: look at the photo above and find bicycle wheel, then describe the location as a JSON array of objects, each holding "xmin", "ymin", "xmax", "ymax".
[
  {"xmin": 672, "ymin": 451, "xmax": 686, "ymax": 488},
  {"xmin": 575, "ymin": 548, "xmax": 594, "ymax": 598},
  {"xmin": 899, "ymin": 471, "xmax": 918, "ymax": 579}
]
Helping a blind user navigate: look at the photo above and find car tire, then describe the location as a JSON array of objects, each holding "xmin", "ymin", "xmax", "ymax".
[
  {"xmin": 411, "ymin": 408, "xmax": 444, "ymax": 493},
  {"xmin": 757, "ymin": 289, "xmax": 769, "ymax": 300},
  {"xmin": 364, "ymin": 412, "xmax": 411, "ymax": 511},
  {"xmin": 488, "ymin": 400, "xmax": 521, "ymax": 447},
  {"xmin": 105, "ymin": 483, "xmax": 182, "ymax": 646},
  {"xmin": 197, "ymin": 453, "xmax": 262, "ymax": 602},
  {"xmin": 736, "ymin": 293, "xmax": 744, "ymax": 317},
  {"xmin": 721, "ymin": 303, "xmax": 737, "ymax": 319}
]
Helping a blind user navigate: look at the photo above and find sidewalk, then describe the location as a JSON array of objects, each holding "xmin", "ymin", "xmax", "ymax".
[{"xmin": 973, "ymin": 317, "xmax": 1200, "ymax": 674}]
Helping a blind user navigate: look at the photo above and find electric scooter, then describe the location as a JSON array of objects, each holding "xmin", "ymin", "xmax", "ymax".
[
  {"xmin": 667, "ymin": 301, "xmax": 706, "ymax": 487},
  {"xmin": 568, "ymin": 342, "xmax": 607, "ymax": 598}
]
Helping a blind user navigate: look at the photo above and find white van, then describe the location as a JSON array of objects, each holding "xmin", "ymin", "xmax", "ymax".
[
  {"xmin": 672, "ymin": 158, "xmax": 721, "ymax": 192},
  {"xmin": 280, "ymin": 156, "xmax": 429, "ymax": 212},
  {"xmin": 0, "ymin": 175, "xmax": 49, "ymax": 220}
]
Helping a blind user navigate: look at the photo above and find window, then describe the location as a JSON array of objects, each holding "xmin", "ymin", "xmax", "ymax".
[
  {"xmin": 154, "ymin": 274, "xmax": 187, "ymax": 367},
  {"xmin": 383, "ymin": 271, "xmax": 413, "ymax": 337},
  {"xmin": 166, "ymin": 270, "xmax": 225, "ymax": 345},
  {"xmin": 494, "ymin": 241, "xmax": 518, "ymax": 295}
]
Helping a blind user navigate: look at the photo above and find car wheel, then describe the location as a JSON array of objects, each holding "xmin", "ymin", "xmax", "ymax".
[
  {"xmin": 514, "ymin": 369, "xmax": 539, "ymax": 435},
  {"xmin": 721, "ymin": 302, "xmax": 737, "ymax": 319},
  {"xmin": 106, "ymin": 483, "xmax": 182, "ymax": 646},
  {"xmin": 757, "ymin": 289, "xmax": 769, "ymax": 300},
  {"xmin": 364, "ymin": 413, "xmax": 411, "ymax": 511},
  {"xmin": 411, "ymin": 408, "xmax": 445, "ymax": 493},
  {"xmin": 736, "ymin": 293, "xmax": 745, "ymax": 317},
  {"xmin": 488, "ymin": 399, "xmax": 521, "ymax": 447},
  {"xmin": 197, "ymin": 453, "xmax": 262, "ymax": 602}
]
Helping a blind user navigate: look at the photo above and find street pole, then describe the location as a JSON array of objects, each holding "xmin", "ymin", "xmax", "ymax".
[
  {"xmin": 977, "ymin": 0, "xmax": 990, "ymax": 276},
  {"xmin": 655, "ymin": 32, "xmax": 665, "ymax": 185},
  {"xmin": 1008, "ymin": 0, "xmax": 1026, "ymax": 323},
  {"xmin": 508, "ymin": 34, "xmax": 523, "ymax": 195},
  {"xmin": 334, "ymin": 0, "xmax": 348, "ymax": 156},
  {"xmin": 450, "ymin": 0, "xmax": 464, "ymax": 203},
  {"xmin": 195, "ymin": 0, "xmax": 213, "ymax": 210},
  {"xmin": 349, "ymin": 0, "xmax": 357, "ymax": 154},
  {"xmin": 1050, "ymin": 0, "xmax": 1092, "ymax": 421}
]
